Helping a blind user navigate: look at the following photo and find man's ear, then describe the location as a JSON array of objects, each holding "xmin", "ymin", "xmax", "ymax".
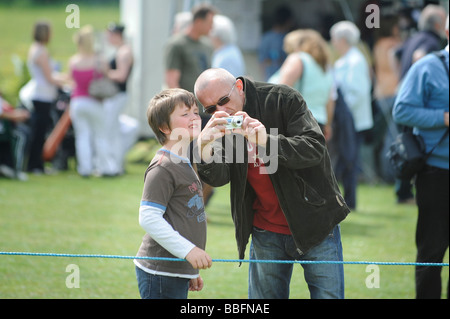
[
  {"xmin": 236, "ymin": 78, "xmax": 244, "ymax": 91},
  {"xmin": 236, "ymin": 78, "xmax": 245, "ymax": 99}
]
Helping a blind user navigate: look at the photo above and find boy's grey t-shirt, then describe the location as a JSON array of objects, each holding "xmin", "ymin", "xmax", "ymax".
[{"xmin": 135, "ymin": 150, "xmax": 206, "ymax": 277}]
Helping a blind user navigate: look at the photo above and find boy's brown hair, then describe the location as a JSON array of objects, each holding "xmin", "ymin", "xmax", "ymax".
[{"xmin": 147, "ymin": 88, "xmax": 197, "ymax": 145}]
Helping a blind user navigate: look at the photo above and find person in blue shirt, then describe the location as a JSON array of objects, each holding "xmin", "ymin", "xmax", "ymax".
[
  {"xmin": 210, "ymin": 14, "xmax": 246, "ymax": 78},
  {"xmin": 393, "ymin": 16, "xmax": 449, "ymax": 299},
  {"xmin": 259, "ymin": 6, "xmax": 294, "ymax": 81},
  {"xmin": 394, "ymin": 4, "xmax": 447, "ymax": 204},
  {"xmin": 330, "ymin": 21, "xmax": 373, "ymax": 211}
]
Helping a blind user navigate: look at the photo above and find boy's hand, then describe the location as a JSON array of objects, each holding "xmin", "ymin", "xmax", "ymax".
[
  {"xmin": 189, "ymin": 276, "xmax": 204, "ymax": 292},
  {"xmin": 186, "ymin": 247, "xmax": 212, "ymax": 270}
]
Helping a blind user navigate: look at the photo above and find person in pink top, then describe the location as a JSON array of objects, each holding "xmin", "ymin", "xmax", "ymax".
[{"xmin": 68, "ymin": 25, "xmax": 115, "ymax": 177}]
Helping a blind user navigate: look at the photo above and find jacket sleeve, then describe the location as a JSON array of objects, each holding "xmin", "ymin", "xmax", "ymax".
[
  {"xmin": 265, "ymin": 90, "xmax": 327, "ymax": 170},
  {"xmin": 197, "ymin": 140, "xmax": 231, "ymax": 187},
  {"xmin": 393, "ymin": 58, "xmax": 447, "ymax": 129}
]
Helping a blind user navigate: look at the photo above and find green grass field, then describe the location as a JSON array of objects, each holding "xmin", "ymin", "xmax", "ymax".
[
  {"xmin": 0, "ymin": 141, "xmax": 448, "ymax": 299},
  {"xmin": 1, "ymin": 2, "xmax": 448, "ymax": 300}
]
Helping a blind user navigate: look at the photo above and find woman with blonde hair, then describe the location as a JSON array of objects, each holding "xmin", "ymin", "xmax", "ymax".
[
  {"xmin": 269, "ymin": 29, "xmax": 334, "ymax": 140},
  {"xmin": 68, "ymin": 25, "xmax": 115, "ymax": 177}
]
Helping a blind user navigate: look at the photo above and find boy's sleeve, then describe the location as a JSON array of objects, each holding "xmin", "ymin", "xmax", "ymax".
[
  {"xmin": 141, "ymin": 165, "xmax": 174, "ymax": 210},
  {"xmin": 139, "ymin": 205, "xmax": 196, "ymax": 259},
  {"xmin": 139, "ymin": 165, "xmax": 196, "ymax": 259}
]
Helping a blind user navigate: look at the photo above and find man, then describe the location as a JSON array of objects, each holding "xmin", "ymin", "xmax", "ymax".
[
  {"xmin": 194, "ymin": 68, "xmax": 350, "ymax": 299},
  {"xmin": 165, "ymin": 4, "xmax": 215, "ymax": 97},
  {"xmin": 393, "ymin": 16, "xmax": 449, "ymax": 299},
  {"xmin": 259, "ymin": 5, "xmax": 294, "ymax": 81},
  {"xmin": 165, "ymin": 4, "xmax": 216, "ymax": 205},
  {"xmin": 394, "ymin": 4, "xmax": 447, "ymax": 204},
  {"xmin": 396, "ymin": 4, "xmax": 447, "ymax": 80}
]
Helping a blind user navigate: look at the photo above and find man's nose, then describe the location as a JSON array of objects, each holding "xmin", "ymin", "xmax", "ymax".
[{"xmin": 215, "ymin": 105, "xmax": 229, "ymax": 113}]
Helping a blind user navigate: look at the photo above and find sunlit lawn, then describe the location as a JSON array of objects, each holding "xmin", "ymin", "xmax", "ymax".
[
  {"xmin": 1, "ymin": 2, "xmax": 448, "ymax": 300},
  {"xmin": 0, "ymin": 141, "xmax": 448, "ymax": 299}
]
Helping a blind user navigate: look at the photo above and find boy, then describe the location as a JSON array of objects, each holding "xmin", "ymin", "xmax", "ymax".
[{"xmin": 134, "ymin": 88, "xmax": 212, "ymax": 299}]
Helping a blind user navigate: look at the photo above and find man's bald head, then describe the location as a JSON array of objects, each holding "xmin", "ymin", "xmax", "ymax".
[
  {"xmin": 194, "ymin": 68, "xmax": 236, "ymax": 96},
  {"xmin": 194, "ymin": 68, "xmax": 245, "ymax": 115}
]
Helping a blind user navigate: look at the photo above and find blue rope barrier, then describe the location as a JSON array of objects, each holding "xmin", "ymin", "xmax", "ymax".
[{"xmin": 0, "ymin": 251, "xmax": 448, "ymax": 267}]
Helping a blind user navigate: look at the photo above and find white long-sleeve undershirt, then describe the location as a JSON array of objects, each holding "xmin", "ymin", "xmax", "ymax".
[{"xmin": 138, "ymin": 204, "xmax": 196, "ymax": 259}]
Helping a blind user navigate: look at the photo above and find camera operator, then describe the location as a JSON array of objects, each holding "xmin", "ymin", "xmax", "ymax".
[{"xmin": 194, "ymin": 68, "xmax": 350, "ymax": 299}]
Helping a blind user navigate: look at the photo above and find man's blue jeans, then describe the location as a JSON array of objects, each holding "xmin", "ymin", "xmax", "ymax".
[{"xmin": 248, "ymin": 225, "xmax": 345, "ymax": 299}]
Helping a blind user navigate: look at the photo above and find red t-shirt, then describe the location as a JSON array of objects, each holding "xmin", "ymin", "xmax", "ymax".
[{"xmin": 246, "ymin": 142, "xmax": 291, "ymax": 235}]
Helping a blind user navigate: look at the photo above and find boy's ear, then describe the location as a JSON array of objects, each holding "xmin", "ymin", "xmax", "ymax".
[{"xmin": 159, "ymin": 124, "xmax": 171, "ymax": 136}]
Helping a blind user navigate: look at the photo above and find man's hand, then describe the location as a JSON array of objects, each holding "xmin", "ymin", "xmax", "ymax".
[
  {"xmin": 232, "ymin": 111, "xmax": 267, "ymax": 147},
  {"xmin": 198, "ymin": 111, "xmax": 230, "ymax": 146},
  {"xmin": 196, "ymin": 111, "xmax": 229, "ymax": 161},
  {"xmin": 185, "ymin": 247, "xmax": 213, "ymax": 270}
]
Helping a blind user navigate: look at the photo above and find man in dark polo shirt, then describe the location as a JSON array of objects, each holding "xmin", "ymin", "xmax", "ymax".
[{"xmin": 165, "ymin": 4, "xmax": 215, "ymax": 108}]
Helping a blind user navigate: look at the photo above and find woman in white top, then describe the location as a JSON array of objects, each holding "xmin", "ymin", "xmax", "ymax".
[
  {"xmin": 26, "ymin": 21, "xmax": 65, "ymax": 173},
  {"xmin": 330, "ymin": 21, "xmax": 373, "ymax": 210},
  {"xmin": 331, "ymin": 21, "xmax": 373, "ymax": 134}
]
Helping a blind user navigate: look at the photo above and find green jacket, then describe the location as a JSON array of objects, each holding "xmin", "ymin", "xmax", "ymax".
[{"xmin": 198, "ymin": 77, "xmax": 350, "ymax": 259}]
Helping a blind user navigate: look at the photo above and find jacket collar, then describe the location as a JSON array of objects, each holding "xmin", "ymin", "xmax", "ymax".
[{"xmin": 239, "ymin": 76, "xmax": 261, "ymax": 120}]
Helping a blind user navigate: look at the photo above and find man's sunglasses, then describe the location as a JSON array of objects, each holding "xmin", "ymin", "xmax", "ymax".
[{"xmin": 204, "ymin": 82, "xmax": 236, "ymax": 115}]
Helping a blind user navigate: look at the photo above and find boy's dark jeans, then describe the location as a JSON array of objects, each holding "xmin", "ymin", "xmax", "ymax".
[{"xmin": 135, "ymin": 265, "xmax": 190, "ymax": 299}]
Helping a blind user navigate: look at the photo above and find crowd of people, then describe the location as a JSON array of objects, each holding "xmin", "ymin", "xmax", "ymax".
[
  {"xmin": 1, "ymin": 2, "xmax": 448, "ymax": 300},
  {"xmin": 1, "ymin": 20, "xmax": 137, "ymax": 180},
  {"xmin": 133, "ymin": 3, "xmax": 449, "ymax": 300}
]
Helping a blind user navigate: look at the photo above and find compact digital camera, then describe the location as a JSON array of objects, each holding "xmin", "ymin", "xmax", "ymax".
[{"xmin": 224, "ymin": 115, "xmax": 244, "ymax": 130}]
